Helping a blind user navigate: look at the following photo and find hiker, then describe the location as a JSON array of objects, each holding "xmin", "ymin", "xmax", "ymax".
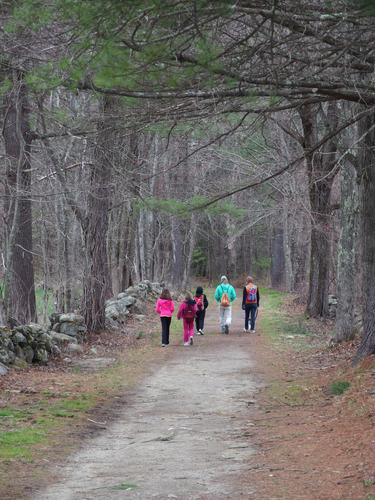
[
  {"xmin": 194, "ymin": 286, "xmax": 209, "ymax": 335},
  {"xmin": 242, "ymin": 276, "xmax": 260, "ymax": 333},
  {"xmin": 214, "ymin": 275, "xmax": 236, "ymax": 334},
  {"xmin": 155, "ymin": 288, "xmax": 175, "ymax": 347},
  {"xmin": 177, "ymin": 292, "xmax": 198, "ymax": 346}
]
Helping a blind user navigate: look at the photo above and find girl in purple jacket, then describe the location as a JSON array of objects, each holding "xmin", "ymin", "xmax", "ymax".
[
  {"xmin": 155, "ymin": 289, "xmax": 175, "ymax": 346},
  {"xmin": 177, "ymin": 292, "xmax": 198, "ymax": 346}
]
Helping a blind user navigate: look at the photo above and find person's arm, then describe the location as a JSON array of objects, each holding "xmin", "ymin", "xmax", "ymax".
[
  {"xmin": 171, "ymin": 300, "xmax": 175, "ymax": 313},
  {"xmin": 257, "ymin": 288, "xmax": 260, "ymax": 307},
  {"xmin": 204, "ymin": 294, "xmax": 209, "ymax": 309},
  {"xmin": 230, "ymin": 286, "xmax": 237, "ymax": 301},
  {"xmin": 155, "ymin": 299, "xmax": 161, "ymax": 314},
  {"xmin": 242, "ymin": 287, "xmax": 246, "ymax": 307},
  {"xmin": 214, "ymin": 286, "xmax": 221, "ymax": 302}
]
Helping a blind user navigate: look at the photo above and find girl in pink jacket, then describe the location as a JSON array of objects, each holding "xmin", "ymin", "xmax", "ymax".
[
  {"xmin": 177, "ymin": 292, "xmax": 198, "ymax": 346},
  {"xmin": 155, "ymin": 289, "xmax": 175, "ymax": 347}
]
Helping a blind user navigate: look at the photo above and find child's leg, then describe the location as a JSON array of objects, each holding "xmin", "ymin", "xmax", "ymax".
[
  {"xmin": 250, "ymin": 305, "xmax": 257, "ymax": 330},
  {"xmin": 183, "ymin": 320, "xmax": 190, "ymax": 343},
  {"xmin": 200, "ymin": 310, "xmax": 205, "ymax": 330},
  {"xmin": 224, "ymin": 306, "xmax": 232, "ymax": 326},
  {"xmin": 245, "ymin": 305, "xmax": 250, "ymax": 330},
  {"xmin": 188, "ymin": 319, "xmax": 194, "ymax": 338},
  {"xmin": 161, "ymin": 317, "xmax": 168, "ymax": 344},
  {"xmin": 195, "ymin": 314, "xmax": 199, "ymax": 332},
  {"xmin": 219, "ymin": 306, "xmax": 225, "ymax": 331},
  {"xmin": 166, "ymin": 317, "xmax": 171, "ymax": 344}
]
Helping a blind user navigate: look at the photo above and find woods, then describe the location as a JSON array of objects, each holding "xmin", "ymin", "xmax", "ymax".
[{"xmin": 1, "ymin": 0, "xmax": 375, "ymax": 360}]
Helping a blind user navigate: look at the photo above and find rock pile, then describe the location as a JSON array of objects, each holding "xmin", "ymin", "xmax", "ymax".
[
  {"xmin": 0, "ymin": 324, "xmax": 53, "ymax": 366},
  {"xmin": 49, "ymin": 313, "xmax": 87, "ymax": 345},
  {"xmin": 105, "ymin": 280, "xmax": 162, "ymax": 329}
]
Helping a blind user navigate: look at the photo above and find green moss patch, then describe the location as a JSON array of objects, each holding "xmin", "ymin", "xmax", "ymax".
[{"xmin": 329, "ymin": 380, "xmax": 351, "ymax": 395}]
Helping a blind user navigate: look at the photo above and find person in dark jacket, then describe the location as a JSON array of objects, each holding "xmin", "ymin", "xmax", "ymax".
[
  {"xmin": 242, "ymin": 276, "xmax": 260, "ymax": 333},
  {"xmin": 194, "ymin": 286, "xmax": 209, "ymax": 335}
]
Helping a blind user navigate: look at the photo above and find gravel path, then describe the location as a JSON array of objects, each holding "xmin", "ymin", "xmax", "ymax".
[{"xmin": 35, "ymin": 301, "xmax": 259, "ymax": 499}]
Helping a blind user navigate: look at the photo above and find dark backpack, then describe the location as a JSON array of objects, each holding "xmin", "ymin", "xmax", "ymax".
[{"xmin": 195, "ymin": 295, "xmax": 204, "ymax": 311}]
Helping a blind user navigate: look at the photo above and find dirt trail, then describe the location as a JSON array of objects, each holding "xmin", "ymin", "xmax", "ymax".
[{"xmin": 35, "ymin": 299, "xmax": 260, "ymax": 499}]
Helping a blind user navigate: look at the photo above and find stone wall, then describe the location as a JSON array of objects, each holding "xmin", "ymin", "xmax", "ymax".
[
  {"xmin": 105, "ymin": 280, "xmax": 162, "ymax": 329},
  {"xmin": 0, "ymin": 324, "xmax": 53, "ymax": 368},
  {"xmin": 0, "ymin": 281, "xmax": 163, "ymax": 372}
]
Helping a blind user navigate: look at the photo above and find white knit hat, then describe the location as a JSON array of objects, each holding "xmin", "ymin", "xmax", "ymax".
[{"xmin": 220, "ymin": 275, "xmax": 228, "ymax": 283}]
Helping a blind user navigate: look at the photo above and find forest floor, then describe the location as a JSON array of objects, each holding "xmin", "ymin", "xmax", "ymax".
[{"xmin": 0, "ymin": 289, "xmax": 375, "ymax": 499}]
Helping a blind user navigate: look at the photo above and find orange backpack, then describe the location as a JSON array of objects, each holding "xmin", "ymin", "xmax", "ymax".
[{"xmin": 220, "ymin": 286, "xmax": 230, "ymax": 307}]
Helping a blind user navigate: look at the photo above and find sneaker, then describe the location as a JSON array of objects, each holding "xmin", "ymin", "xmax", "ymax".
[
  {"xmin": 184, "ymin": 342, "xmax": 190, "ymax": 346},
  {"xmin": 224, "ymin": 325, "xmax": 229, "ymax": 334},
  {"xmin": 161, "ymin": 343, "xmax": 166, "ymax": 347},
  {"xmin": 196, "ymin": 331, "xmax": 201, "ymax": 335},
  {"xmin": 250, "ymin": 329, "xmax": 256, "ymax": 333},
  {"xmin": 199, "ymin": 329, "xmax": 204, "ymax": 335},
  {"xmin": 243, "ymin": 328, "xmax": 248, "ymax": 332},
  {"xmin": 189, "ymin": 336, "xmax": 194, "ymax": 346}
]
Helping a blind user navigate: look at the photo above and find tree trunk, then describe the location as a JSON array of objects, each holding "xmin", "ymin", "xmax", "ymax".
[
  {"xmin": 355, "ymin": 112, "xmax": 375, "ymax": 360},
  {"xmin": 2, "ymin": 75, "xmax": 36, "ymax": 325},
  {"xmin": 334, "ymin": 161, "xmax": 359, "ymax": 342},
  {"xmin": 82, "ymin": 97, "xmax": 114, "ymax": 332},
  {"xmin": 271, "ymin": 223, "xmax": 285, "ymax": 289},
  {"xmin": 182, "ymin": 214, "xmax": 197, "ymax": 289},
  {"xmin": 170, "ymin": 216, "xmax": 184, "ymax": 287},
  {"xmin": 300, "ymin": 103, "xmax": 337, "ymax": 317},
  {"xmin": 306, "ymin": 183, "xmax": 332, "ymax": 317}
]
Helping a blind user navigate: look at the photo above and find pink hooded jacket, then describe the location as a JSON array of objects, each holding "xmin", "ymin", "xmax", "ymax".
[{"xmin": 155, "ymin": 298, "xmax": 175, "ymax": 317}]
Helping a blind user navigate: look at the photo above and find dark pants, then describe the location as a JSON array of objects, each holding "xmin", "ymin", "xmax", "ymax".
[
  {"xmin": 160, "ymin": 316, "xmax": 171, "ymax": 344},
  {"xmin": 195, "ymin": 310, "xmax": 206, "ymax": 331},
  {"xmin": 245, "ymin": 304, "xmax": 257, "ymax": 331}
]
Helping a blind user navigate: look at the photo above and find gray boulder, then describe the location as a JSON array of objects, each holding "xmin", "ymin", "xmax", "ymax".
[
  {"xmin": 124, "ymin": 285, "xmax": 147, "ymax": 300},
  {"xmin": 59, "ymin": 313, "xmax": 85, "ymax": 324},
  {"xmin": 34, "ymin": 348, "xmax": 48, "ymax": 364},
  {"xmin": 59, "ymin": 322, "xmax": 84, "ymax": 338},
  {"xmin": 28, "ymin": 323, "xmax": 45, "ymax": 335},
  {"xmin": 105, "ymin": 305, "xmax": 120, "ymax": 320},
  {"xmin": 118, "ymin": 295, "xmax": 136, "ymax": 308},
  {"xmin": 124, "ymin": 286, "xmax": 138, "ymax": 296},
  {"xmin": 39, "ymin": 333, "xmax": 53, "ymax": 352},
  {"xmin": 131, "ymin": 300, "xmax": 145, "ymax": 315},
  {"xmin": 0, "ymin": 362, "xmax": 8, "ymax": 376},
  {"xmin": 12, "ymin": 331, "xmax": 27, "ymax": 345},
  {"xmin": 50, "ymin": 331, "xmax": 78, "ymax": 345},
  {"xmin": 0, "ymin": 350, "xmax": 15, "ymax": 365},
  {"xmin": 23, "ymin": 345, "xmax": 35, "ymax": 364}
]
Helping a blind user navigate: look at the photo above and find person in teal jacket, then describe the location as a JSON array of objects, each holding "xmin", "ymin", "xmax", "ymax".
[{"xmin": 214, "ymin": 275, "xmax": 236, "ymax": 334}]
